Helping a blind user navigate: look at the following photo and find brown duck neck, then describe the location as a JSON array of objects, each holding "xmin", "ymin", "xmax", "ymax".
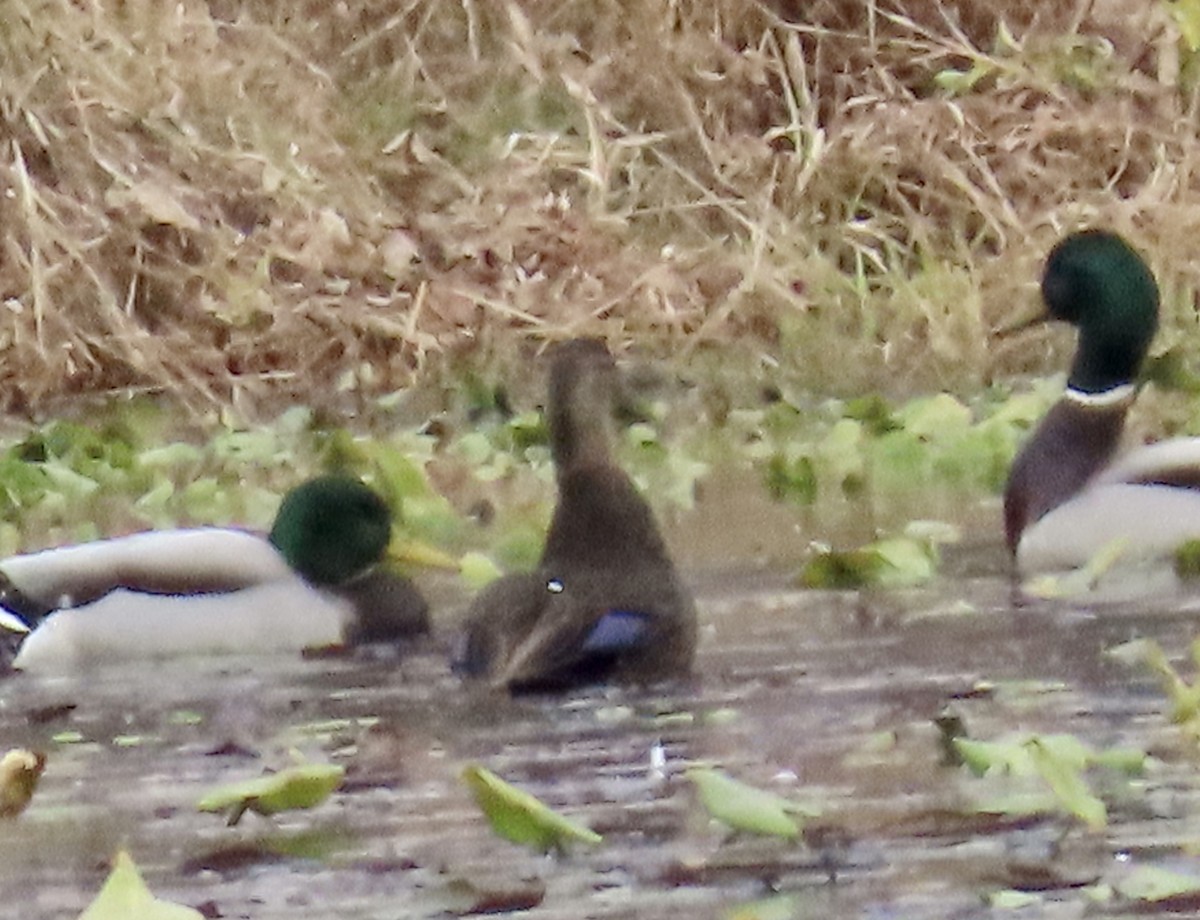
[
  {"xmin": 547, "ymin": 367, "xmax": 617, "ymax": 474},
  {"xmin": 542, "ymin": 339, "xmax": 675, "ymax": 572},
  {"xmin": 542, "ymin": 466, "xmax": 674, "ymax": 571}
]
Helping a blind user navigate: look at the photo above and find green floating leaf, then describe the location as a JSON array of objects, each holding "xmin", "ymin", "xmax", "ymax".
[
  {"xmin": 953, "ymin": 737, "xmax": 1026, "ymax": 777},
  {"xmin": 1023, "ymin": 537, "xmax": 1128, "ymax": 598},
  {"xmin": 1108, "ymin": 637, "xmax": 1200, "ymax": 725},
  {"xmin": 987, "ymin": 889, "xmax": 1044, "ymax": 909},
  {"xmin": 895, "ymin": 393, "xmax": 972, "ymax": 439},
  {"xmin": 138, "ymin": 443, "xmax": 205, "ymax": 469},
  {"xmin": 799, "ymin": 532, "xmax": 942, "ymax": 589},
  {"xmin": 958, "ymin": 733, "xmax": 1092, "ymax": 807},
  {"xmin": 843, "ymin": 394, "xmax": 899, "ymax": 435},
  {"xmin": 41, "ymin": 463, "xmax": 100, "ymax": 499},
  {"xmin": 1116, "ymin": 863, "xmax": 1200, "ymax": 902},
  {"xmin": 1177, "ymin": 539, "xmax": 1200, "ymax": 579},
  {"xmin": 197, "ymin": 763, "xmax": 344, "ymax": 826},
  {"xmin": 112, "ymin": 735, "xmax": 151, "ymax": 748},
  {"xmin": 167, "ymin": 711, "xmax": 204, "ymax": 726},
  {"xmin": 1144, "ymin": 347, "xmax": 1200, "ymax": 394},
  {"xmin": 462, "ymin": 764, "xmax": 601, "ymax": 853},
  {"xmin": 797, "ymin": 545, "xmax": 882, "ymax": 589},
  {"xmin": 1170, "ymin": 0, "xmax": 1200, "ymax": 53},
  {"xmin": 686, "ymin": 767, "xmax": 811, "ymax": 839},
  {"xmin": 956, "ymin": 731, "xmax": 1133, "ymax": 778},
  {"xmin": 79, "ymin": 850, "xmax": 203, "ymax": 920},
  {"xmin": 869, "ymin": 536, "xmax": 938, "ymax": 586},
  {"xmin": 456, "ymin": 432, "xmax": 495, "ymax": 467},
  {"xmin": 765, "ymin": 452, "xmax": 817, "ymax": 505},
  {"xmin": 970, "ymin": 790, "xmax": 1060, "ymax": 820},
  {"xmin": 459, "ymin": 551, "xmax": 504, "ymax": 590},
  {"xmin": 815, "ymin": 418, "xmax": 865, "ymax": 494},
  {"xmin": 1090, "ymin": 747, "xmax": 1149, "ymax": 775},
  {"xmin": 724, "ymin": 893, "xmax": 801, "ymax": 920},
  {"xmin": 958, "ymin": 732, "xmax": 1144, "ymax": 828},
  {"xmin": 1026, "ymin": 737, "xmax": 1107, "ymax": 829}
]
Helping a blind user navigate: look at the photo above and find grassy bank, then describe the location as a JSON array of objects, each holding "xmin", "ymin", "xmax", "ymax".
[{"xmin": 3, "ymin": 1, "xmax": 1200, "ymax": 411}]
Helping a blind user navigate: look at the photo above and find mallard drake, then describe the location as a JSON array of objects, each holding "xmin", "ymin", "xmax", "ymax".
[
  {"xmin": 1003, "ymin": 228, "xmax": 1200, "ymax": 575},
  {"xmin": 1, "ymin": 475, "xmax": 429, "ymax": 671},
  {"xmin": 454, "ymin": 339, "xmax": 697, "ymax": 691}
]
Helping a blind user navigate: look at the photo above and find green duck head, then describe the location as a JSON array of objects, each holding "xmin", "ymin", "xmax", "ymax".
[
  {"xmin": 268, "ymin": 476, "xmax": 391, "ymax": 587},
  {"xmin": 545, "ymin": 338, "xmax": 622, "ymax": 473},
  {"xmin": 1041, "ymin": 229, "xmax": 1160, "ymax": 394}
]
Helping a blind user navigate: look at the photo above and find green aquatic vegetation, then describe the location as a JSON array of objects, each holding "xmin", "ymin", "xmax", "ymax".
[
  {"xmin": 111, "ymin": 735, "xmax": 155, "ymax": 748},
  {"xmin": 1079, "ymin": 863, "xmax": 1200, "ymax": 908},
  {"xmin": 461, "ymin": 763, "xmax": 602, "ymax": 854},
  {"xmin": 757, "ymin": 385, "xmax": 1055, "ymax": 508},
  {"xmin": 685, "ymin": 767, "xmax": 817, "ymax": 839},
  {"xmin": 0, "ymin": 371, "xmax": 1054, "ymax": 585},
  {"xmin": 625, "ymin": 422, "xmax": 710, "ymax": 511},
  {"xmin": 459, "ymin": 551, "xmax": 504, "ymax": 590},
  {"xmin": 197, "ymin": 762, "xmax": 345, "ymax": 826},
  {"xmin": 799, "ymin": 520, "xmax": 960, "ymax": 589},
  {"xmin": 0, "ymin": 403, "xmax": 477, "ymax": 581},
  {"xmin": 449, "ymin": 395, "xmax": 706, "ymax": 513},
  {"xmin": 78, "ymin": 850, "xmax": 202, "ymax": 920},
  {"xmin": 1108, "ymin": 637, "xmax": 1200, "ymax": 732},
  {"xmin": 452, "ymin": 408, "xmax": 551, "ymax": 476},
  {"xmin": 166, "ymin": 711, "xmax": 204, "ymax": 726},
  {"xmin": 724, "ymin": 893, "xmax": 803, "ymax": 920},
  {"xmin": 1114, "ymin": 863, "xmax": 1200, "ymax": 903},
  {"xmin": 1023, "ymin": 537, "xmax": 1130, "ymax": 598},
  {"xmin": 954, "ymin": 732, "xmax": 1147, "ymax": 830},
  {"xmin": 1170, "ymin": 0, "xmax": 1200, "ymax": 51},
  {"xmin": 0, "ymin": 409, "xmax": 286, "ymax": 540},
  {"xmin": 1024, "ymin": 737, "xmax": 1107, "ymax": 829},
  {"xmin": 765, "ymin": 451, "xmax": 817, "ymax": 505},
  {"xmin": 986, "ymin": 889, "xmax": 1044, "ymax": 909},
  {"xmin": 1175, "ymin": 538, "xmax": 1200, "ymax": 579},
  {"xmin": 1142, "ymin": 346, "xmax": 1200, "ymax": 395},
  {"xmin": 1167, "ymin": 0, "xmax": 1200, "ymax": 89}
]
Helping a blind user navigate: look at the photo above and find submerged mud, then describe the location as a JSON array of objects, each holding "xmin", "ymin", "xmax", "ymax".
[{"xmin": 3, "ymin": 556, "xmax": 1200, "ymax": 919}]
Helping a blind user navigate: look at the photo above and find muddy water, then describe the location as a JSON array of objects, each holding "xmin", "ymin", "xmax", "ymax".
[{"xmin": 3, "ymin": 549, "xmax": 1200, "ymax": 918}]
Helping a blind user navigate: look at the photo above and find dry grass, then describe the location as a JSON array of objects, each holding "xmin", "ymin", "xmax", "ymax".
[{"xmin": 2, "ymin": 0, "xmax": 1198, "ymax": 416}]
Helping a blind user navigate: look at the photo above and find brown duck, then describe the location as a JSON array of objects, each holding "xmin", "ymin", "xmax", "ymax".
[{"xmin": 454, "ymin": 339, "xmax": 697, "ymax": 691}]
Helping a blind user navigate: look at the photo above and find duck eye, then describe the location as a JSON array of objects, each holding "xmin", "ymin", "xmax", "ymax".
[{"xmin": 546, "ymin": 578, "xmax": 564, "ymax": 594}]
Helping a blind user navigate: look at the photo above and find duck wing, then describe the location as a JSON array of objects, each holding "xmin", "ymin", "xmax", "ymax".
[
  {"xmin": 0, "ymin": 529, "xmax": 292, "ymax": 625},
  {"xmin": 11, "ymin": 580, "xmax": 351, "ymax": 673},
  {"xmin": 453, "ymin": 572, "xmax": 549, "ymax": 678},
  {"xmin": 1097, "ymin": 437, "xmax": 1200, "ymax": 489},
  {"xmin": 494, "ymin": 568, "xmax": 695, "ymax": 692}
]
